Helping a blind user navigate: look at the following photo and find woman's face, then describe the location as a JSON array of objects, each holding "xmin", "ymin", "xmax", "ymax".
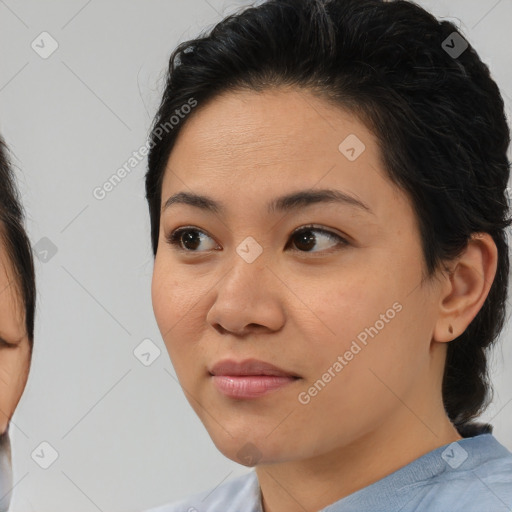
[
  {"xmin": 0, "ymin": 240, "xmax": 30, "ymax": 434},
  {"xmin": 152, "ymin": 87, "xmax": 447, "ymax": 465}
]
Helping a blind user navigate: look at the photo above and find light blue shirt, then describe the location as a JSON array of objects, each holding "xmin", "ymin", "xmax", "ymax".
[
  {"xmin": 0, "ymin": 431, "xmax": 12, "ymax": 512},
  {"xmin": 145, "ymin": 433, "xmax": 512, "ymax": 512}
]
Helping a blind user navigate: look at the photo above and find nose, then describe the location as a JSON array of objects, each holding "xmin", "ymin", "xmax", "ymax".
[{"xmin": 205, "ymin": 256, "xmax": 286, "ymax": 337}]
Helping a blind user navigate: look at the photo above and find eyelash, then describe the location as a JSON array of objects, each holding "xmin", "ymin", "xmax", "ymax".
[{"xmin": 166, "ymin": 224, "xmax": 349, "ymax": 255}]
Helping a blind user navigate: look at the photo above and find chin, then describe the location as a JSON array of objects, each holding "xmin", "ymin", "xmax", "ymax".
[{"xmin": 204, "ymin": 424, "xmax": 294, "ymax": 466}]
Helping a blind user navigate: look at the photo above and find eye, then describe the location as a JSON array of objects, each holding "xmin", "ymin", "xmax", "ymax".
[
  {"xmin": 166, "ymin": 227, "xmax": 220, "ymax": 252},
  {"xmin": 166, "ymin": 224, "xmax": 348, "ymax": 254},
  {"xmin": 287, "ymin": 225, "xmax": 349, "ymax": 254},
  {"xmin": 0, "ymin": 337, "xmax": 17, "ymax": 348}
]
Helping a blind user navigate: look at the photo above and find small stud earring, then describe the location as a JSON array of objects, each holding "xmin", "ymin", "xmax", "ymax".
[{"xmin": 448, "ymin": 325, "xmax": 453, "ymax": 334}]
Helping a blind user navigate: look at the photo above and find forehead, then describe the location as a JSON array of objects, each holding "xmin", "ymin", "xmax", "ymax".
[
  {"xmin": 169, "ymin": 87, "xmax": 375, "ymax": 167},
  {"xmin": 161, "ymin": 87, "xmax": 411, "ymax": 223},
  {"xmin": 0, "ymin": 235, "xmax": 26, "ymax": 341}
]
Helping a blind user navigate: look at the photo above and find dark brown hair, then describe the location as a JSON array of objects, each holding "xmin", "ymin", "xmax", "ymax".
[{"xmin": 0, "ymin": 136, "xmax": 35, "ymax": 345}]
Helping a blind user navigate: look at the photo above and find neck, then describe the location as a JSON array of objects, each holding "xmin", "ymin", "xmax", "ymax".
[{"xmin": 255, "ymin": 410, "xmax": 462, "ymax": 512}]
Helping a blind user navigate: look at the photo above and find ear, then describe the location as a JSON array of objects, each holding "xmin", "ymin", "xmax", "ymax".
[{"xmin": 433, "ymin": 233, "xmax": 498, "ymax": 343}]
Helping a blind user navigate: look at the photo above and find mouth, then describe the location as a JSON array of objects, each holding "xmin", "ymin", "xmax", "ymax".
[{"xmin": 208, "ymin": 358, "xmax": 301, "ymax": 399}]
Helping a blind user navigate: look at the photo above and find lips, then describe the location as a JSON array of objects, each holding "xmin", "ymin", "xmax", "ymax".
[
  {"xmin": 209, "ymin": 358, "xmax": 300, "ymax": 378},
  {"xmin": 209, "ymin": 359, "xmax": 301, "ymax": 399}
]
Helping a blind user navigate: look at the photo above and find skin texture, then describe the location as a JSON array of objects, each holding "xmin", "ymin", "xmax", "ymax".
[
  {"xmin": 151, "ymin": 87, "xmax": 498, "ymax": 512},
  {"xmin": 0, "ymin": 237, "xmax": 31, "ymax": 436}
]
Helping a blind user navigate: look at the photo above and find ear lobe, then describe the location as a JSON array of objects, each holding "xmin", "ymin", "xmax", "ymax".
[{"xmin": 433, "ymin": 233, "xmax": 498, "ymax": 343}]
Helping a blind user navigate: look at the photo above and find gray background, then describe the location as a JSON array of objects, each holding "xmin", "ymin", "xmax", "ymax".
[{"xmin": 0, "ymin": 0, "xmax": 511, "ymax": 510}]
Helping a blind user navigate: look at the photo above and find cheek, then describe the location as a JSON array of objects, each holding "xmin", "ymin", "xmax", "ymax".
[
  {"xmin": 294, "ymin": 270, "xmax": 419, "ymax": 392},
  {"xmin": 0, "ymin": 346, "xmax": 30, "ymax": 431},
  {"xmin": 294, "ymin": 270, "xmax": 390, "ymax": 353},
  {"xmin": 151, "ymin": 253, "xmax": 196, "ymax": 331},
  {"xmin": 151, "ymin": 255, "xmax": 207, "ymax": 367},
  {"xmin": 151, "ymin": 256, "xmax": 175, "ymax": 333}
]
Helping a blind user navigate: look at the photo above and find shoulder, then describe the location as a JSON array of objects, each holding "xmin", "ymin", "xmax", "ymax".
[
  {"xmin": 143, "ymin": 471, "xmax": 261, "ymax": 512},
  {"xmin": 410, "ymin": 434, "xmax": 512, "ymax": 511}
]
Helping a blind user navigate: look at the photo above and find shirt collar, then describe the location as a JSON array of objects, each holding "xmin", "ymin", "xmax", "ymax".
[{"xmin": 320, "ymin": 433, "xmax": 508, "ymax": 511}]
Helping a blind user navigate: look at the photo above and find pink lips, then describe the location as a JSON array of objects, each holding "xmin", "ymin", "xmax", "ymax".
[{"xmin": 209, "ymin": 359, "xmax": 300, "ymax": 399}]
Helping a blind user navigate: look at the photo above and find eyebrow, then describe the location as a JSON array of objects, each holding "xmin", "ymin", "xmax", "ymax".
[{"xmin": 162, "ymin": 189, "xmax": 373, "ymax": 216}]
